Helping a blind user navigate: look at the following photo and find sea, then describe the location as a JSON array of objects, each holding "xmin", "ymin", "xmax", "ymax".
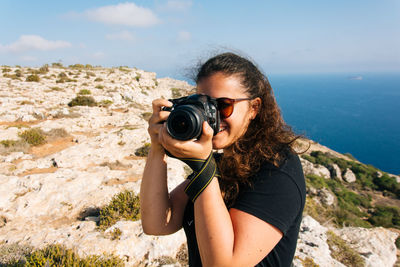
[{"xmin": 268, "ymin": 73, "xmax": 400, "ymax": 175}]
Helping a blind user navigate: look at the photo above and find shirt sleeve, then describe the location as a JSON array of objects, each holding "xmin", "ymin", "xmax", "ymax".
[{"xmin": 231, "ymin": 167, "xmax": 302, "ymax": 235}]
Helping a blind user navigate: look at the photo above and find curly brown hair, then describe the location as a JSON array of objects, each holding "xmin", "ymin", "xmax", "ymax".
[{"xmin": 195, "ymin": 52, "xmax": 301, "ymax": 206}]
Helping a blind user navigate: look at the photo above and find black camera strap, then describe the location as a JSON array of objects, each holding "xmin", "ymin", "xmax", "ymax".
[{"xmin": 181, "ymin": 153, "xmax": 220, "ymax": 202}]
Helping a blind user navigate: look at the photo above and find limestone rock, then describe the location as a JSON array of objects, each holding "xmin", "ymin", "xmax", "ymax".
[
  {"xmin": 343, "ymin": 168, "xmax": 356, "ymax": 183},
  {"xmin": 317, "ymin": 188, "xmax": 336, "ymax": 206},
  {"xmin": 329, "ymin": 163, "xmax": 342, "ymax": 181},
  {"xmin": 333, "ymin": 227, "xmax": 398, "ymax": 267},
  {"xmin": 295, "ymin": 216, "xmax": 345, "ymax": 267},
  {"xmin": 300, "ymin": 158, "xmax": 331, "ymax": 179}
]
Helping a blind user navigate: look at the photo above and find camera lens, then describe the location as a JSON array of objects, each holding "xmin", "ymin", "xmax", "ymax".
[
  {"xmin": 166, "ymin": 105, "xmax": 204, "ymax": 140},
  {"xmin": 170, "ymin": 114, "xmax": 190, "ymax": 134}
]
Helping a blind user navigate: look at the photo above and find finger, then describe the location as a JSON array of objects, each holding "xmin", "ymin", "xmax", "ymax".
[
  {"xmin": 148, "ymin": 109, "xmax": 171, "ymax": 125},
  {"xmin": 152, "ymin": 98, "xmax": 173, "ymax": 113},
  {"xmin": 198, "ymin": 122, "xmax": 214, "ymax": 144}
]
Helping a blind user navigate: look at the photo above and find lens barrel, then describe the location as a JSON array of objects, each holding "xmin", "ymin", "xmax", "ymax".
[{"xmin": 166, "ymin": 105, "xmax": 205, "ymax": 140}]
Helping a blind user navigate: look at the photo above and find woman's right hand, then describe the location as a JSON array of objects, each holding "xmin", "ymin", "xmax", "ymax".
[{"xmin": 147, "ymin": 98, "xmax": 173, "ymax": 152}]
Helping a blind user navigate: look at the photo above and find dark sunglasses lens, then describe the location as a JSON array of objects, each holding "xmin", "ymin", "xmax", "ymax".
[{"xmin": 217, "ymin": 98, "xmax": 234, "ymax": 118}]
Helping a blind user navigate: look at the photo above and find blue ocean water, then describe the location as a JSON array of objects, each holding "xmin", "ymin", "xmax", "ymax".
[{"xmin": 269, "ymin": 73, "xmax": 400, "ymax": 175}]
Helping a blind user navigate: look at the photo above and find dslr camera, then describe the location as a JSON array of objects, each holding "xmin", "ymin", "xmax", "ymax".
[{"xmin": 163, "ymin": 94, "xmax": 220, "ymax": 141}]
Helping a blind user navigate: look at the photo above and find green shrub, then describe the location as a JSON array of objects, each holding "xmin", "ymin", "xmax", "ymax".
[
  {"xmin": 1, "ymin": 140, "xmax": 19, "ymax": 148},
  {"xmin": 86, "ymin": 71, "xmax": 96, "ymax": 77},
  {"xmin": 18, "ymin": 128, "xmax": 46, "ymax": 146},
  {"xmin": 68, "ymin": 96, "xmax": 97, "ymax": 107},
  {"xmin": 78, "ymin": 89, "xmax": 91, "ymax": 95},
  {"xmin": 58, "ymin": 72, "xmax": 67, "ymax": 78},
  {"xmin": 25, "ymin": 244, "xmax": 124, "ymax": 266},
  {"xmin": 45, "ymin": 128, "xmax": 69, "ymax": 139},
  {"xmin": 99, "ymin": 191, "xmax": 141, "ymax": 229},
  {"xmin": 0, "ymin": 139, "xmax": 29, "ymax": 154},
  {"xmin": 305, "ymin": 151, "xmax": 384, "ymax": 192},
  {"xmin": 303, "ymin": 196, "xmax": 335, "ymax": 225},
  {"xmin": 94, "ymin": 77, "xmax": 103, "ymax": 82},
  {"xmin": 118, "ymin": 66, "xmax": 131, "ymax": 73},
  {"xmin": 326, "ymin": 230, "xmax": 364, "ymax": 267},
  {"xmin": 2, "ymin": 67, "xmax": 12, "ymax": 73},
  {"xmin": 4, "ymin": 73, "xmax": 22, "ymax": 80},
  {"xmin": 305, "ymin": 174, "xmax": 373, "ymax": 228},
  {"xmin": 373, "ymin": 174, "xmax": 400, "ymax": 197},
  {"xmin": 14, "ymin": 69, "xmax": 22, "ymax": 77},
  {"xmin": 171, "ymin": 87, "xmax": 184, "ymax": 98},
  {"xmin": 25, "ymin": 74, "xmax": 40, "ymax": 82},
  {"xmin": 135, "ymin": 73, "xmax": 141, "ymax": 82},
  {"xmin": 38, "ymin": 64, "xmax": 49, "ymax": 74},
  {"xmin": 368, "ymin": 205, "xmax": 400, "ymax": 228},
  {"xmin": 295, "ymin": 256, "xmax": 319, "ymax": 267},
  {"xmin": 396, "ymin": 236, "xmax": 400, "ymax": 249},
  {"xmin": 69, "ymin": 64, "xmax": 84, "ymax": 69},
  {"xmin": 306, "ymin": 174, "xmax": 328, "ymax": 189},
  {"xmin": 98, "ymin": 100, "xmax": 113, "ymax": 107},
  {"xmin": 51, "ymin": 62, "xmax": 63, "ymax": 68},
  {"xmin": 301, "ymin": 154, "xmax": 316, "ymax": 164},
  {"xmin": 109, "ymin": 228, "xmax": 122, "ymax": 240},
  {"xmin": 19, "ymin": 100, "xmax": 34, "ymax": 105},
  {"xmin": 50, "ymin": 86, "xmax": 64, "ymax": 91},
  {"xmin": 95, "ymin": 85, "xmax": 104, "ymax": 89},
  {"xmin": 135, "ymin": 143, "xmax": 151, "ymax": 157}
]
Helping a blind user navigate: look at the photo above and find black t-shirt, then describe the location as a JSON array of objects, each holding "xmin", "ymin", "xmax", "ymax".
[{"xmin": 182, "ymin": 152, "xmax": 306, "ymax": 267}]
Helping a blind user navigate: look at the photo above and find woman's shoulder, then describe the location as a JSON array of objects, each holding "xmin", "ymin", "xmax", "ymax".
[{"xmin": 255, "ymin": 152, "xmax": 305, "ymax": 191}]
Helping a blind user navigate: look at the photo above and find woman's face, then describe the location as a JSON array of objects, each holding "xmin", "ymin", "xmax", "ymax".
[{"xmin": 197, "ymin": 72, "xmax": 259, "ymax": 150}]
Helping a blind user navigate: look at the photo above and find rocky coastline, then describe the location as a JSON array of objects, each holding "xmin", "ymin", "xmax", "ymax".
[{"xmin": 0, "ymin": 65, "xmax": 398, "ymax": 266}]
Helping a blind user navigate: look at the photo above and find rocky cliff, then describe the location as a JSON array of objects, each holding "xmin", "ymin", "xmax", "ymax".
[{"xmin": 0, "ymin": 65, "xmax": 398, "ymax": 266}]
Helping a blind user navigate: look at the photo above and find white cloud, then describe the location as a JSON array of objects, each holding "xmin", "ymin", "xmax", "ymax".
[
  {"xmin": 106, "ymin": 30, "xmax": 135, "ymax": 41},
  {"xmin": 0, "ymin": 35, "xmax": 71, "ymax": 53},
  {"xmin": 177, "ymin": 31, "xmax": 191, "ymax": 42},
  {"xmin": 164, "ymin": 0, "xmax": 192, "ymax": 11},
  {"xmin": 85, "ymin": 2, "xmax": 159, "ymax": 27}
]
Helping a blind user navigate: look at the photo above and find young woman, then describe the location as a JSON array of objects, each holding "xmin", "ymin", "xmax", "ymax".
[{"xmin": 140, "ymin": 52, "xmax": 306, "ymax": 267}]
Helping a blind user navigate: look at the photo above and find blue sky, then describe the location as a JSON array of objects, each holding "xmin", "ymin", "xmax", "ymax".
[{"xmin": 1, "ymin": 0, "xmax": 399, "ymax": 78}]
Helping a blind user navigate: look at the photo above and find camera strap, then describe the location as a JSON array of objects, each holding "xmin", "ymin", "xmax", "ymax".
[{"xmin": 181, "ymin": 153, "xmax": 220, "ymax": 202}]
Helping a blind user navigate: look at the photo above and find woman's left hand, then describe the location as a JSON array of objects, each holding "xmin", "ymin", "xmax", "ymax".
[{"xmin": 158, "ymin": 121, "xmax": 214, "ymax": 160}]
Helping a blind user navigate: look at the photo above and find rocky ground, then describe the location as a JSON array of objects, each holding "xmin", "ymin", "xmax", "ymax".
[{"xmin": 0, "ymin": 65, "xmax": 398, "ymax": 266}]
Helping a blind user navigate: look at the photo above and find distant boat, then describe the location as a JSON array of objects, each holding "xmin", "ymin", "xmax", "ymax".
[{"xmin": 348, "ymin": 75, "xmax": 363, "ymax": 80}]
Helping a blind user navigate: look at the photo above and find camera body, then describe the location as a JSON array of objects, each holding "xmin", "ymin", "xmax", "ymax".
[{"xmin": 163, "ymin": 94, "xmax": 220, "ymax": 141}]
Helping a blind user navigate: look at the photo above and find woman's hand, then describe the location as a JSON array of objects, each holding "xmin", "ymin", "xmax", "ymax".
[
  {"xmin": 147, "ymin": 98, "xmax": 173, "ymax": 152},
  {"xmin": 159, "ymin": 121, "xmax": 214, "ymax": 160}
]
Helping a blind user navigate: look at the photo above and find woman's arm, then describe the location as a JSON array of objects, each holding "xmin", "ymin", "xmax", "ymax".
[
  {"xmin": 140, "ymin": 99, "xmax": 189, "ymax": 235},
  {"xmin": 194, "ymin": 178, "xmax": 283, "ymax": 267},
  {"xmin": 158, "ymin": 121, "xmax": 283, "ymax": 265}
]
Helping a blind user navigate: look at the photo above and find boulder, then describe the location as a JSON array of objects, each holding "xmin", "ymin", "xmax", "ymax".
[
  {"xmin": 300, "ymin": 158, "xmax": 331, "ymax": 179},
  {"xmin": 328, "ymin": 163, "xmax": 342, "ymax": 181},
  {"xmin": 333, "ymin": 227, "xmax": 398, "ymax": 267},
  {"xmin": 317, "ymin": 188, "xmax": 336, "ymax": 206},
  {"xmin": 343, "ymin": 168, "xmax": 356, "ymax": 183},
  {"xmin": 295, "ymin": 216, "xmax": 345, "ymax": 267}
]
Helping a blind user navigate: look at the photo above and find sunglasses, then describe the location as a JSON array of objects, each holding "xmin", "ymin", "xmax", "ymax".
[{"xmin": 214, "ymin": 97, "xmax": 254, "ymax": 119}]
